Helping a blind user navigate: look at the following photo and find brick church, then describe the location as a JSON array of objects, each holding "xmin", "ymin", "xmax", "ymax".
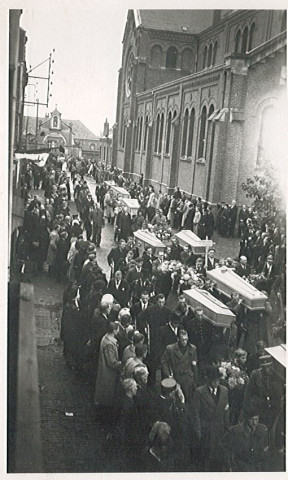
[{"xmin": 112, "ymin": 9, "xmax": 287, "ymax": 204}]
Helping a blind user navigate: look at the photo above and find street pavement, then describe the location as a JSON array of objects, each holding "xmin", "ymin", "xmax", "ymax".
[{"xmin": 31, "ymin": 176, "xmax": 242, "ymax": 472}]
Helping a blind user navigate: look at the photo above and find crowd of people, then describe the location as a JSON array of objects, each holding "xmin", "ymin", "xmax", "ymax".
[{"xmin": 15, "ymin": 154, "xmax": 285, "ymax": 472}]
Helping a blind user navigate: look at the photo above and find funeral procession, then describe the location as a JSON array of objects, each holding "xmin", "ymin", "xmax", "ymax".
[{"xmin": 7, "ymin": 6, "xmax": 286, "ymax": 475}]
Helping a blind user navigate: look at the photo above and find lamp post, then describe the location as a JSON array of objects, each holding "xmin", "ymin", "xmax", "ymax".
[{"xmin": 103, "ymin": 118, "xmax": 109, "ymax": 166}]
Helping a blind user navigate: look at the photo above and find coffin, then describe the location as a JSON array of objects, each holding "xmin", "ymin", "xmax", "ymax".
[
  {"xmin": 110, "ymin": 185, "xmax": 130, "ymax": 198},
  {"xmin": 183, "ymin": 288, "xmax": 235, "ymax": 327},
  {"xmin": 104, "ymin": 180, "xmax": 116, "ymax": 188},
  {"xmin": 121, "ymin": 198, "xmax": 140, "ymax": 217},
  {"xmin": 174, "ymin": 230, "xmax": 206, "ymax": 255},
  {"xmin": 207, "ymin": 267, "xmax": 268, "ymax": 310},
  {"xmin": 134, "ymin": 230, "xmax": 165, "ymax": 255}
]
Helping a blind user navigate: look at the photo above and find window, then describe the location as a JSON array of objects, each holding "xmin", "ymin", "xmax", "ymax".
[
  {"xmin": 165, "ymin": 112, "xmax": 172, "ymax": 154},
  {"xmin": 135, "ymin": 119, "xmax": 139, "ymax": 151},
  {"xmin": 257, "ymin": 105, "xmax": 274, "ymax": 167},
  {"xmin": 181, "ymin": 109, "xmax": 189, "ymax": 156},
  {"xmin": 150, "ymin": 45, "xmax": 162, "ymax": 67},
  {"xmin": 158, "ymin": 113, "xmax": 165, "ymax": 153},
  {"xmin": 143, "ymin": 116, "xmax": 149, "ymax": 152},
  {"xmin": 235, "ymin": 29, "xmax": 241, "ymax": 53},
  {"xmin": 198, "ymin": 106, "xmax": 207, "ymax": 158},
  {"xmin": 138, "ymin": 116, "xmax": 143, "ymax": 151},
  {"xmin": 166, "ymin": 47, "xmax": 177, "ymax": 68},
  {"xmin": 90, "ymin": 143, "xmax": 95, "ymax": 150},
  {"xmin": 53, "ymin": 116, "xmax": 58, "ymax": 128},
  {"xmin": 187, "ymin": 108, "xmax": 195, "ymax": 157},
  {"xmin": 154, "ymin": 114, "xmax": 160, "ymax": 152},
  {"xmin": 207, "ymin": 43, "xmax": 213, "ymax": 67},
  {"xmin": 213, "ymin": 41, "xmax": 218, "ymax": 66},
  {"xmin": 181, "ymin": 48, "xmax": 193, "ymax": 71},
  {"xmin": 241, "ymin": 26, "xmax": 249, "ymax": 53},
  {"xmin": 248, "ymin": 23, "xmax": 256, "ymax": 51},
  {"xmin": 202, "ymin": 46, "xmax": 207, "ymax": 69}
]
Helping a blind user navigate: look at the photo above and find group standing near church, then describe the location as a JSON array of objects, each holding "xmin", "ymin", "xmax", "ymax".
[{"xmin": 15, "ymin": 152, "xmax": 286, "ymax": 472}]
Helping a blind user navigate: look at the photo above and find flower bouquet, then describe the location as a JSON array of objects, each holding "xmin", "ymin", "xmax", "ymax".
[{"xmin": 219, "ymin": 361, "xmax": 249, "ymax": 390}]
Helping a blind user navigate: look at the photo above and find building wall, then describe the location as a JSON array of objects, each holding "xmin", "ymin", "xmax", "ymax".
[{"xmin": 114, "ymin": 10, "xmax": 287, "ymax": 203}]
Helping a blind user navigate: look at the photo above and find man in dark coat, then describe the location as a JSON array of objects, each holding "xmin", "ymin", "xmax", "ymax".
[
  {"xmin": 206, "ymin": 248, "xmax": 219, "ymax": 271},
  {"xmin": 139, "ymin": 294, "xmax": 171, "ymax": 386},
  {"xmin": 228, "ymin": 200, "xmax": 238, "ymax": 237},
  {"xmin": 130, "ymin": 291, "xmax": 151, "ymax": 328},
  {"xmin": 107, "ymin": 270, "xmax": 130, "ymax": 307},
  {"xmin": 235, "ymin": 255, "xmax": 251, "ymax": 279},
  {"xmin": 118, "ymin": 207, "xmax": 132, "ymax": 241},
  {"xmin": 159, "ymin": 311, "xmax": 181, "ymax": 359},
  {"xmin": 142, "ymin": 246, "xmax": 157, "ymax": 280},
  {"xmin": 192, "ymin": 365, "xmax": 230, "ymax": 471},
  {"xmin": 91, "ymin": 203, "xmax": 105, "ymax": 247},
  {"xmin": 161, "ymin": 329, "xmax": 198, "ymax": 403},
  {"xmin": 107, "ymin": 239, "xmax": 127, "ymax": 277}
]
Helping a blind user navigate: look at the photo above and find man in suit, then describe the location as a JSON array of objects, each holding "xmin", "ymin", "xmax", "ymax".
[
  {"xmin": 193, "ymin": 365, "xmax": 230, "ymax": 471},
  {"xmin": 107, "ymin": 238, "xmax": 127, "ymax": 277},
  {"xmin": 235, "ymin": 255, "xmax": 251, "ymax": 279},
  {"xmin": 152, "ymin": 251, "xmax": 172, "ymax": 298},
  {"xmin": 206, "ymin": 248, "xmax": 219, "ymax": 271},
  {"xmin": 159, "ymin": 311, "xmax": 181, "ymax": 359},
  {"xmin": 228, "ymin": 200, "xmax": 238, "ymax": 237},
  {"xmin": 91, "ymin": 203, "xmax": 105, "ymax": 247},
  {"xmin": 161, "ymin": 329, "xmax": 197, "ymax": 404},
  {"xmin": 130, "ymin": 290, "xmax": 151, "ymax": 328},
  {"xmin": 184, "ymin": 307, "xmax": 213, "ymax": 379},
  {"xmin": 142, "ymin": 246, "xmax": 157, "ymax": 280},
  {"xmin": 107, "ymin": 270, "xmax": 130, "ymax": 307},
  {"xmin": 255, "ymin": 254, "xmax": 278, "ymax": 294}
]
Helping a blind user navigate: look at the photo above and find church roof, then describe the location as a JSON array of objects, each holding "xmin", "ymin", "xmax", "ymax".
[
  {"xmin": 136, "ymin": 10, "xmax": 214, "ymax": 34},
  {"xmin": 23, "ymin": 116, "xmax": 98, "ymax": 140}
]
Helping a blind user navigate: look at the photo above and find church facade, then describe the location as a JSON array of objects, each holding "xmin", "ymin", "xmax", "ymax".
[
  {"xmin": 23, "ymin": 107, "xmax": 100, "ymax": 159},
  {"xmin": 112, "ymin": 9, "xmax": 287, "ymax": 204}
]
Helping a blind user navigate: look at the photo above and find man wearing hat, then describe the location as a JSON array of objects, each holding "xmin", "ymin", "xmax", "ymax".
[
  {"xmin": 244, "ymin": 355, "xmax": 284, "ymax": 431},
  {"xmin": 91, "ymin": 202, "xmax": 105, "ymax": 247},
  {"xmin": 192, "ymin": 365, "xmax": 230, "ymax": 471},
  {"xmin": 221, "ymin": 399, "xmax": 269, "ymax": 471}
]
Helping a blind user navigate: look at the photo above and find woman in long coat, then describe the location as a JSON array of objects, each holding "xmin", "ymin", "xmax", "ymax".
[{"xmin": 94, "ymin": 322, "xmax": 122, "ymax": 407}]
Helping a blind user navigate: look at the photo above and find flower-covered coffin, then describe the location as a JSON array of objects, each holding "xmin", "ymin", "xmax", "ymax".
[
  {"xmin": 174, "ymin": 230, "xmax": 206, "ymax": 255},
  {"xmin": 121, "ymin": 198, "xmax": 140, "ymax": 216},
  {"xmin": 133, "ymin": 230, "xmax": 166, "ymax": 255},
  {"xmin": 111, "ymin": 185, "xmax": 131, "ymax": 198},
  {"xmin": 207, "ymin": 267, "xmax": 268, "ymax": 310},
  {"xmin": 183, "ymin": 288, "xmax": 235, "ymax": 327},
  {"xmin": 104, "ymin": 180, "xmax": 116, "ymax": 188}
]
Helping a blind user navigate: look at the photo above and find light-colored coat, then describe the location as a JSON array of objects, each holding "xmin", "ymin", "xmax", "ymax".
[{"xmin": 94, "ymin": 333, "xmax": 122, "ymax": 406}]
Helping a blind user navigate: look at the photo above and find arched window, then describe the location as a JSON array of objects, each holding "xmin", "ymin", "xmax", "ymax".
[
  {"xmin": 213, "ymin": 41, "xmax": 218, "ymax": 66},
  {"xmin": 166, "ymin": 47, "xmax": 177, "ymax": 69},
  {"xmin": 187, "ymin": 108, "xmax": 195, "ymax": 157},
  {"xmin": 165, "ymin": 111, "xmax": 172, "ymax": 154},
  {"xmin": 241, "ymin": 26, "xmax": 249, "ymax": 53},
  {"xmin": 202, "ymin": 46, "xmax": 207, "ymax": 69},
  {"xmin": 135, "ymin": 118, "xmax": 139, "ymax": 151},
  {"xmin": 154, "ymin": 114, "xmax": 160, "ymax": 152},
  {"xmin": 257, "ymin": 105, "xmax": 274, "ymax": 167},
  {"xmin": 248, "ymin": 23, "xmax": 256, "ymax": 51},
  {"xmin": 138, "ymin": 116, "xmax": 143, "ymax": 151},
  {"xmin": 150, "ymin": 45, "xmax": 162, "ymax": 67},
  {"xmin": 281, "ymin": 10, "xmax": 287, "ymax": 32},
  {"xmin": 235, "ymin": 29, "xmax": 241, "ymax": 53},
  {"xmin": 181, "ymin": 109, "xmax": 189, "ymax": 156},
  {"xmin": 181, "ymin": 48, "xmax": 193, "ymax": 71},
  {"xmin": 158, "ymin": 113, "xmax": 165, "ymax": 153},
  {"xmin": 53, "ymin": 116, "xmax": 58, "ymax": 128},
  {"xmin": 207, "ymin": 43, "xmax": 213, "ymax": 67},
  {"xmin": 143, "ymin": 115, "xmax": 149, "ymax": 152},
  {"xmin": 198, "ymin": 106, "xmax": 207, "ymax": 158}
]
